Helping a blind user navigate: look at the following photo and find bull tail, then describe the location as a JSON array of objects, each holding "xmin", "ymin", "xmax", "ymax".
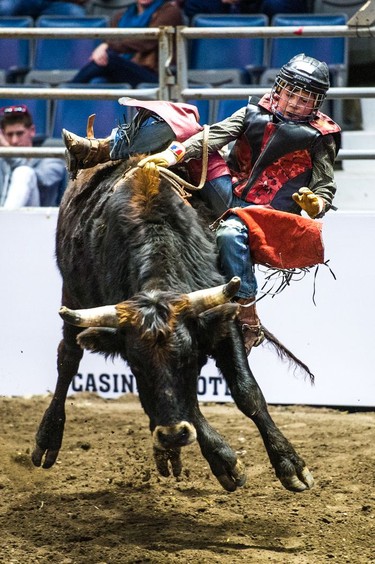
[{"xmin": 261, "ymin": 325, "xmax": 315, "ymax": 384}]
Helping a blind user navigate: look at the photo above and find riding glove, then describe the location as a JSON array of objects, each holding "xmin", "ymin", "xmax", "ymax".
[
  {"xmin": 138, "ymin": 141, "xmax": 186, "ymax": 168},
  {"xmin": 292, "ymin": 187, "xmax": 325, "ymax": 219}
]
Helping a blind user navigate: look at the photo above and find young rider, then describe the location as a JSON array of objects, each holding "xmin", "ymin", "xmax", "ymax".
[{"xmin": 137, "ymin": 54, "xmax": 341, "ymax": 353}]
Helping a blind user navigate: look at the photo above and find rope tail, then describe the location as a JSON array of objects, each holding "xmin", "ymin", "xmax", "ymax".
[{"xmin": 261, "ymin": 325, "xmax": 315, "ymax": 384}]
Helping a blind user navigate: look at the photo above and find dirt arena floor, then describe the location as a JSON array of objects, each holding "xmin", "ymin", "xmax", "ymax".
[{"xmin": 0, "ymin": 393, "xmax": 374, "ymax": 564}]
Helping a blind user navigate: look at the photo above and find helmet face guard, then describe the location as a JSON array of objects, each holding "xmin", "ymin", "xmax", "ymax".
[{"xmin": 270, "ymin": 54, "xmax": 330, "ymax": 123}]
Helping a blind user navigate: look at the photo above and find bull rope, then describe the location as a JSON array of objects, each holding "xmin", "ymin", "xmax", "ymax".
[{"xmin": 156, "ymin": 124, "xmax": 210, "ymax": 200}]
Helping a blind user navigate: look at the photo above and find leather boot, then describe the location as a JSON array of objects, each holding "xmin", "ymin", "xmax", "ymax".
[
  {"xmin": 62, "ymin": 128, "xmax": 111, "ymax": 179},
  {"xmin": 236, "ymin": 297, "xmax": 265, "ymax": 355}
]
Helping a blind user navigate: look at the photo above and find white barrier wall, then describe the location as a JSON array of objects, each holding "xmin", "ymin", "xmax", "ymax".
[{"xmin": 1, "ymin": 208, "xmax": 374, "ymax": 407}]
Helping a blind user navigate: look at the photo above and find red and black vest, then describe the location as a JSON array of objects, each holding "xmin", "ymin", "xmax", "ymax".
[{"xmin": 228, "ymin": 94, "xmax": 341, "ymax": 213}]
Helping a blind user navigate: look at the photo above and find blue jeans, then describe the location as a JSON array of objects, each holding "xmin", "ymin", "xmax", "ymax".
[
  {"xmin": 203, "ymin": 175, "xmax": 257, "ymax": 299},
  {"xmin": 0, "ymin": 0, "xmax": 87, "ymax": 16},
  {"xmin": 199, "ymin": 174, "xmax": 233, "ymax": 217},
  {"xmin": 70, "ymin": 50, "xmax": 158, "ymax": 88}
]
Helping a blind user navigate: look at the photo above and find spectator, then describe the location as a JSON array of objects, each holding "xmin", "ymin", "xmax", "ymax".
[
  {"xmin": 0, "ymin": 1, "xmax": 88, "ymax": 17},
  {"xmin": 70, "ymin": 0, "xmax": 184, "ymax": 87},
  {"xmin": 0, "ymin": 104, "xmax": 66, "ymax": 208}
]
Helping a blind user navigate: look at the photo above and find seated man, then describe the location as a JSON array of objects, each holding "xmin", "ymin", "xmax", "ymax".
[{"xmin": 0, "ymin": 104, "xmax": 66, "ymax": 208}]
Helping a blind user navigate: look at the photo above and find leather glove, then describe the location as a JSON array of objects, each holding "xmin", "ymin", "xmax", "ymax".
[
  {"xmin": 137, "ymin": 141, "xmax": 186, "ymax": 168},
  {"xmin": 292, "ymin": 187, "xmax": 325, "ymax": 219}
]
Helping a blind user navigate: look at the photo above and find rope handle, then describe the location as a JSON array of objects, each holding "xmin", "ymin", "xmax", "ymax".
[{"xmin": 157, "ymin": 124, "xmax": 210, "ymax": 192}]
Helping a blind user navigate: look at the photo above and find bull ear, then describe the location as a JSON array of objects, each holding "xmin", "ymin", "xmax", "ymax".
[
  {"xmin": 77, "ymin": 327, "xmax": 124, "ymax": 356},
  {"xmin": 186, "ymin": 277, "xmax": 241, "ymax": 314},
  {"xmin": 59, "ymin": 304, "xmax": 120, "ymax": 328},
  {"xmin": 197, "ymin": 303, "xmax": 240, "ymax": 350}
]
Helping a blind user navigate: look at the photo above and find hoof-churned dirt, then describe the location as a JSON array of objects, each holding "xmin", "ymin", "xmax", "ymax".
[{"xmin": 0, "ymin": 394, "xmax": 374, "ymax": 563}]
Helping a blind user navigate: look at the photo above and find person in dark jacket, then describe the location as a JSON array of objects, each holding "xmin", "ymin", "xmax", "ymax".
[{"xmin": 70, "ymin": 0, "xmax": 183, "ymax": 87}]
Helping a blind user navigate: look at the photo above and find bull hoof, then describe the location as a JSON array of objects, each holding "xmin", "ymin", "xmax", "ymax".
[
  {"xmin": 279, "ymin": 466, "xmax": 314, "ymax": 492},
  {"xmin": 31, "ymin": 445, "xmax": 60, "ymax": 469},
  {"xmin": 216, "ymin": 459, "xmax": 247, "ymax": 492},
  {"xmin": 153, "ymin": 447, "xmax": 182, "ymax": 478}
]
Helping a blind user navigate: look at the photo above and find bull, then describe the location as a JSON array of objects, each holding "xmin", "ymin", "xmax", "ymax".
[{"xmin": 32, "ymin": 157, "xmax": 314, "ymax": 493}]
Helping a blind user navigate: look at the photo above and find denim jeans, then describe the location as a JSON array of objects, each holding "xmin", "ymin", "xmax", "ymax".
[
  {"xmin": 202, "ymin": 174, "xmax": 257, "ymax": 299},
  {"xmin": 0, "ymin": 0, "xmax": 87, "ymax": 17},
  {"xmin": 70, "ymin": 50, "xmax": 158, "ymax": 88},
  {"xmin": 198, "ymin": 174, "xmax": 233, "ymax": 217},
  {"xmin": 216, "ymin": 214, "xmax": 258, "ymax": 299}
]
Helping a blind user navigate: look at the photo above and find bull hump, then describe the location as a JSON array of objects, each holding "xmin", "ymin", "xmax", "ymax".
[{"xmin": 133, "ymin": 165, "xmax": 161, "ymax": 198}]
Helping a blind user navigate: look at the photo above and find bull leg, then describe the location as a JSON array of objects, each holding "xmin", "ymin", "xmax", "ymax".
[
  {"xmin": 189, "ymin": 355, "xmax": 246, "ymax": 492},
  {"xmin": 150, "ymin": 396, "xmax": 246, "ymax": 492},
  {"xmin": 215, "ymin": 327, "xmax": 314, "ymax": 493},
  {"xmin": 152, "ymin": 406, "xmax": 247, "ymax": 493},
  {"xmin": 32, "ymin": 324, "xmax": 83, "ymax": 469},
  {"xmin": 190, "ymin": 403, "xmax": 247, "ymax": 492}
]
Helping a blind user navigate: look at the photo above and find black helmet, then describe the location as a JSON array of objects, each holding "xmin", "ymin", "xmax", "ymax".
[{"xmin": 270, "ymin": 53, "xmax": 330, "ymax": 122}]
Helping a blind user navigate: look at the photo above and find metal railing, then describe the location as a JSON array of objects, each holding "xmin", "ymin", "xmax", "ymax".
[
  {"xmin": 0, "ymin": 26, "xmax": 174, "ymax": 101},
  {"xmin": 0, "ymin": 24, "xmax": 375, "ymax": 160}
]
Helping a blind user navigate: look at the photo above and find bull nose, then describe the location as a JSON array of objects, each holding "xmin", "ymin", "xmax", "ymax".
[{"xmin": 153, "ymin": 421, "xmax": 197, "ymax": 449}]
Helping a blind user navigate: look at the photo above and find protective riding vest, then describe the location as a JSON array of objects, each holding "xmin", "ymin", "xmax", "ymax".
[{"xmin": 227, "ymin": 95, "xmax": 341, "ymax": 213}]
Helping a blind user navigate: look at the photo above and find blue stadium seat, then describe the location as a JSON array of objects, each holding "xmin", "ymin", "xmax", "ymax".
[
  {"xmin": 188, "ymin": 68, "xmax": 244, "ymax": 89},
  {"xmin": 0, "ymin": 17, "xmax": 33, "ymax": 83},
  {"xmin": 25, "ymin": 16, "xmax": 109, "ymax": 85},
  {"xmin": 50, "ymin": 84, "xmax": 130, "ymax": 141},
  {"xmin": 214, "ymin": 98, "xmax": 249, "ymax": 123},
  {"xmin": 33, "ymin": 15, "xmax": 109, "ymax": 70},
  {"xmin": 187, "ymin": 99, "xmax": 211, "ymax": 125},
  {"xmin": 189, "ymin": 14, "xmax": 268, "ymax": 84},
  {"xmin": 268, "ymin": 14, "xmax": 348, "ymax": 86}
]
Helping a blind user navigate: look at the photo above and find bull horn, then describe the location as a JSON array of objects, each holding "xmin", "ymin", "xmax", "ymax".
[
  {"xmin": 59, "ymin": 304, "xmax": 119, "ymax": 328},
  {"xmin": 186, "ymin": 276, "xmax": 241, "ymax": 313}
]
